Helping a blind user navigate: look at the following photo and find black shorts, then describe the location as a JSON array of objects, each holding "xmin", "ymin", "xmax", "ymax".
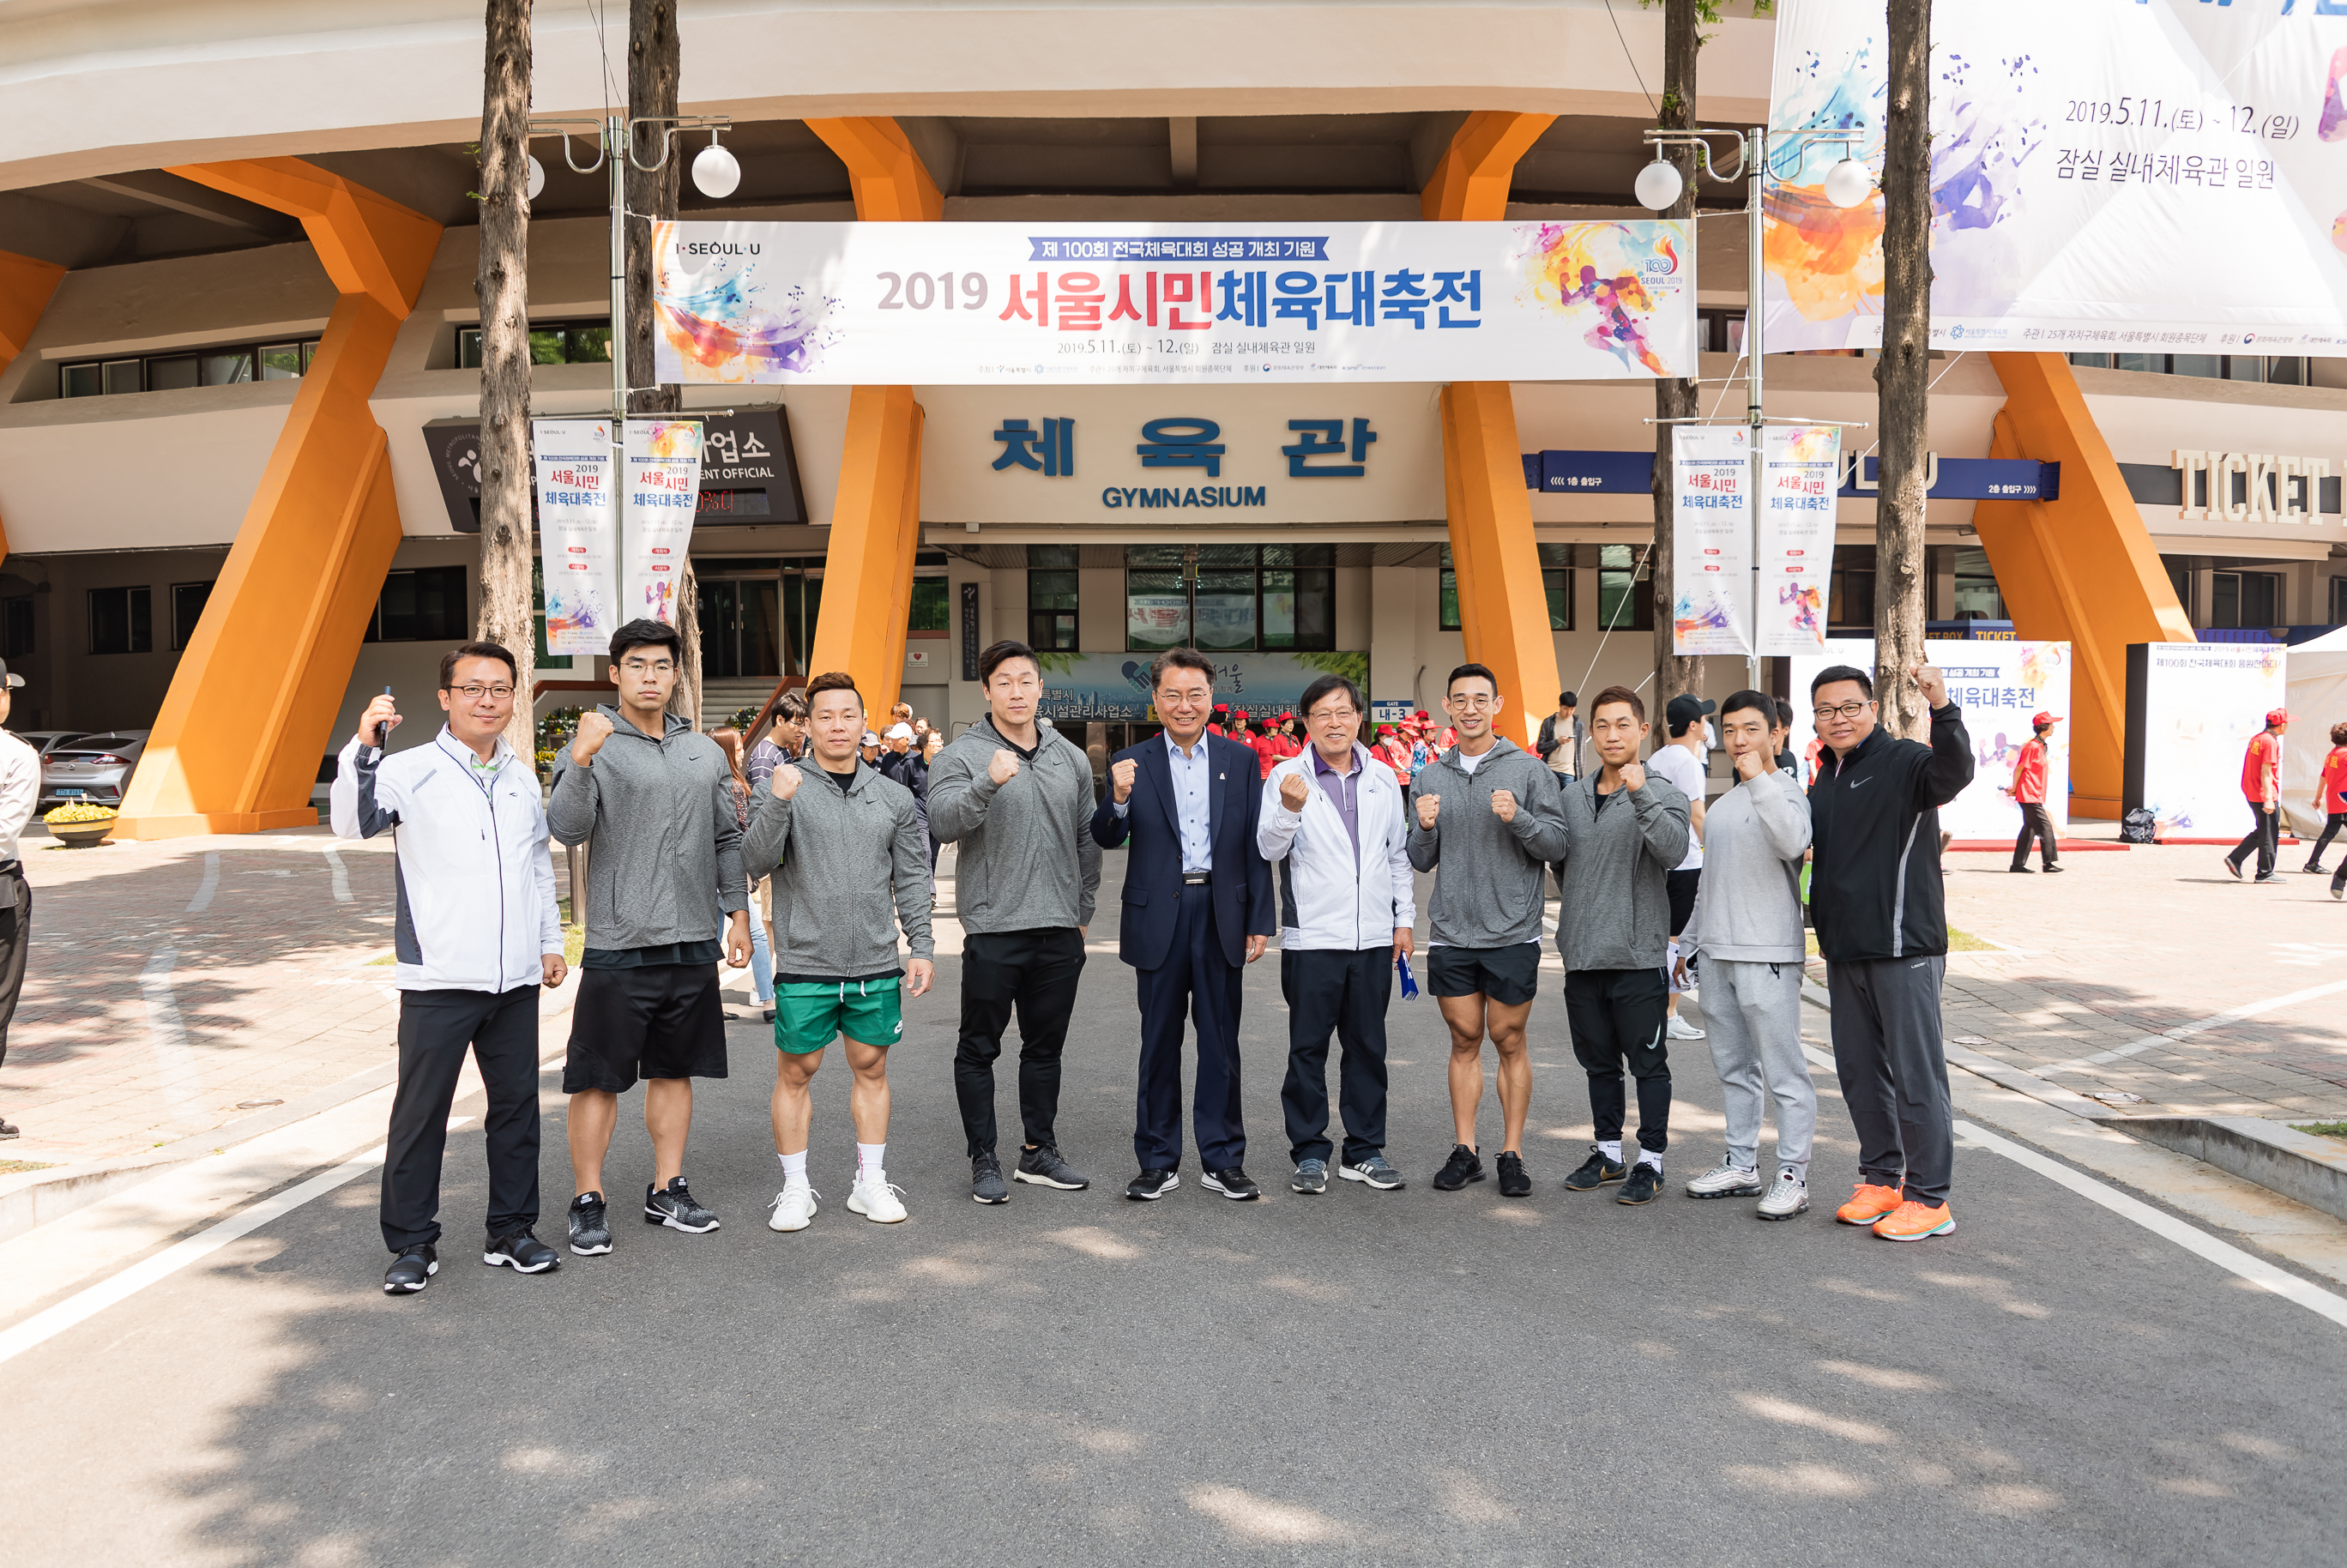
[
  {"xmin": 563, "ymin": 963, "xmax": 728, "ymax": 1093},
  {"xmin": 1427, "ymin": 944, "xmax": 1541, "ymax": 1006},
  {"xmin": 1666, "ymin": 869, "xmax": 1701, "ymax": 938}
]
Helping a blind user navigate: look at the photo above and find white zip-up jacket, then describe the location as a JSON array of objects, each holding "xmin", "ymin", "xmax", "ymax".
[
  {"xmin": 1256, "ymin": 743, "xmax": 1415, "ymax": 951},
  {"xmin": 330, "ymin": 727, "xmax": 562, "ymax": 992}
]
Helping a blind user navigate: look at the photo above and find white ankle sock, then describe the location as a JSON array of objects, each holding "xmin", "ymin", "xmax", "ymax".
[
  {"xmin": 1636, "ymin": 1149, "xmax": 1663, "ymax": 1171},
  {"xmin": 1597, "ymin": 1140, "xmax": 1622, "ymax": 1163},
  {"xmin": 858, "ymin": 1142, "xmax": 886, "ymax": 1179},
  {"xmin": 779, "ymin": 1149, "xmax": 807, "ymax": 1182}
]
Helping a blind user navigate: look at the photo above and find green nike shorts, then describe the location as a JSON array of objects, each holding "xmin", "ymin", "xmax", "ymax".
[{"xmin": 774, "ymin": 977, "xmax": 902, "ymax": 1055}]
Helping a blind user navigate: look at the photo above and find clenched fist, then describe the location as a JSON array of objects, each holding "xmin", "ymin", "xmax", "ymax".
[
  {"xmin": 570, "ymin": 709, "xmax": 615, "ymax": 766},
  {"xmin": 1912, "ymin": 661, "xmax": 1949, "ymax": 709},
  {"xmin": 353, "ymin": 693, "xmax": 401, "ymax": 751},
  {"xmin": 1732, "ymin": 747, "xmax": 1766, "ymax": 782},
  {"xmin": 1617, "ymin": 761, "xmax": 1647, "ymax": 793},
  {"xmin": 1489, "ymin": 788, "xmax": 1517, "ymax": 823},
  {"xmin": 1415, "ymin": 792, "xmax": 1442, "ymax": 829},
  {"xmin": 770, "ymin": 762, "xmax": 803, "ymax": 801},
  {"xmin": 1112, "ymin": 757, "xmax": 1137, "ymax": 804},
  {"xmin": 988, "ymin": 748, "xmax": 1022, "ymax": 787},
  {"xmin": 1278, "ymin": 770, "xmax": 1310, "ymax": 812}
]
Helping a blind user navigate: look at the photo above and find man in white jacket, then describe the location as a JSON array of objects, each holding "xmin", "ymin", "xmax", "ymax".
[
  {"xmin": 333, "ymin": 642, "xmax": 568, "ymax": 1295},
  {"xmin": 1256, "ymin": 674, "xmax": 1414, "ymax": 1194},
  {"xmin": 1683, "ymin": 689, "xmax": 1818, "ymax": 1219}
]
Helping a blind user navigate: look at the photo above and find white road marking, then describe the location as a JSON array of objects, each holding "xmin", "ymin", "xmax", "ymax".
[
  {"xmin": 320, "ymin": 841, "xmax": 353, "ymax": 903},
  {"xmin": 2036, "ymin": 974, "xmax": 2347, "ymax": 1074},
  {"xmin": 138, "ymin": 947, "xmax": 208, "ymax": 1128},
  {"xmin": 184, "ymin": 853, "xmax": 219, "ymax": 914}
]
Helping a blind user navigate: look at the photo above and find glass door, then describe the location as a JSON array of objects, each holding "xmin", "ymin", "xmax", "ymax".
[{"xmin": 697, "ymin": 578, "xmax": 782, "ymax": 679}]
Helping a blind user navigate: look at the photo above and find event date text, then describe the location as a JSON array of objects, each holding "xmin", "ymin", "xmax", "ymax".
[{"xmin": 2061, "ymin": 100, "xmax": 2300, "ymax": 141}]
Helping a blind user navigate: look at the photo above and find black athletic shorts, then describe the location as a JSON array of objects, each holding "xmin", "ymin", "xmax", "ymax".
[
  {"xmin": 1427, "ymin": 944, "xmax": 1541, "ymax": 1006},
  {"xmin": 1666, "ymin": 868, "xmax": 1701, "ymax": 938},
  {"xmin": 563, "ymin": 962, "xmax": 728, "ymax": 1093}
]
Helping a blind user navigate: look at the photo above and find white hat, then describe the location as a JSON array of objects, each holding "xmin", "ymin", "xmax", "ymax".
[
  {"xmin": 861, "ymin": 730, "xmax": 880, "ymax": 746},
  {"xmin": 884, "ymin": 722, "xmax": 914, "ymax": 740}
]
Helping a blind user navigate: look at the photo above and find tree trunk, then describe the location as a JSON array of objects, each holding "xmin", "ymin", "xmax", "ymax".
[
  {"xmin": 1649, "ymin": 0, "xmax": 1701, "ymax": 707},
  {"xmin": 628, "ymin": 0, "xmax": 700, "ymax": 730},
  {"xmin": 1873, "ymin": 0, "xmax": 1933, "ymax": 739},
  {"xmin": 475, "ymin": 0, "xmax": 536, "ymax": 763}
]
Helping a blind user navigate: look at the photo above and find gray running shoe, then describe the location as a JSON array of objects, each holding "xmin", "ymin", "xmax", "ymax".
[
  {"xmin": 1014, "ymin": 1144, "xmax": 1089, "ymax": 1191},
  {"xmin": 1757, "ymin": 1169, "xmax": 1810, "ymax": 1221},
  {"xmin": 1338, "ymin": 1154, "xmax": 1405, "ymax": 1190},
  {"xmin": 1291, "ymin": 1158, "xmax": 1329, "ymax": 1194},
  {"xmin": 971, "ymin": 1152, "xmax": 1010, "ymax": 1205},
  {"xmin": 1685, "ymin": 1161, "xmax": 1764, "ymax": 1199}
]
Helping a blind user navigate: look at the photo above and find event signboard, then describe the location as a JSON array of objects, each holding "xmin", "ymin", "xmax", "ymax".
[
  {"xmin": 1791, "ymin": 639, "xmax": 2072, "ymax": 841},
  {"xmin": 652, "ymin": 220, "xmax": 1697, "ymax": 385},
  {"xmin": 530, "ymin": 419, "xmax": 619, "ymax": 656},
  {"xmin": 1670, "ymin": 426, "xmax": 1751, "ymax": 656},
  {"xmin": 1764, "ymin": 1, "xmax": 2347, "ymax": 353},
  {"xmin": 1758, "ymin": 425, "xmax": 1840, "ymax": 656},
  {"xmin": 2124, "ymin": 641, "xmax": 2288, "ymax": 841},
  {"xmin": 622, "ymin": 419, "xmax": 703, "ymax": 626},
  {"xmin": 1026, "ymin": 651, "xmax": 1367, "ymax": 724}
]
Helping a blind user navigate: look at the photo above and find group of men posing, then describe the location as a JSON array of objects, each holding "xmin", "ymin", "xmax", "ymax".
[{"xmin": 336, "ymin": 620, "xmax": 1975, "ymax": 1296}]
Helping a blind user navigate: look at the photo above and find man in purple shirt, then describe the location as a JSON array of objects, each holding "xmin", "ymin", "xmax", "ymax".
[{"xmin": 1257, "ymin": 674, "xmax": 1415, "ymax": 1194}]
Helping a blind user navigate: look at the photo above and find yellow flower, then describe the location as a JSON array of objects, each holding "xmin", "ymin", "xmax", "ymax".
[{"xmin": 43, "ymin": 803, "xmax": 118, "ymax": 824}]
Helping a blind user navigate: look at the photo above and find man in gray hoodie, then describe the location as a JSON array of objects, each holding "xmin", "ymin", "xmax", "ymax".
[
  {"xmin": 1681, "ymin": 690, "xmax": 1817, "ymax": 1220},
  {"xmin": 1405, "ymin": 663, "xmax": 1568, "ymax": 1198},
  {"xmin": 547, "ymin": 619, "xmax": 750, "ymax": 1255},
  {"xmin": 926, "ymin": 639, "xmax": 1102, "ymax": 1204},
  {"xmin": 1553, "ymin": 685, "xmax": 1692, "ymax": 1207}
]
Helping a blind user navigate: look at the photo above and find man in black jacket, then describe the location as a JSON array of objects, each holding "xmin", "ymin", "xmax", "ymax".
[{"xmin": 1807, "ymin": 661, "xmax": 1973, "ymax": 1242}]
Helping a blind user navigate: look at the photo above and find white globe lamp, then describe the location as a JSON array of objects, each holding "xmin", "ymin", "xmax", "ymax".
[
  {"xmin": 1633, "ymin": 157, "xmax": 1684, "ymax": 213},
  {"xmin": 1822, "ymin": 156, "xmax": 1873, "ymax": 209},
  {"xmin": 525, "ymin": 154, "xmax": 546, "ymax": 201},
  {"xmin": 692, "ymin": 142, "xmax": 741, "ymax": 199}
]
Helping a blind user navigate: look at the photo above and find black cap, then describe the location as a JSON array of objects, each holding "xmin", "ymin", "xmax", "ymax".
[
  {"xmin": 0, "ymin": 658, "xmax": 20, "ymax": 691},
  {"xmin": 1664, "ymin": 693, "xmax": 1715, "ymax": 736}
]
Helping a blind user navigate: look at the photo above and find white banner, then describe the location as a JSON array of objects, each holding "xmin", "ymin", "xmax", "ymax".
[
  {"xmin": 2130, "ymin": 641, "xmax": 2286, "ymax": 841},
  {"xmin": 1765, "ymin": 0, "xmax": 2347, "ymax": 353},
  {"xmin": 1757, "ymin": 425, "xmax": 1840, "ymax": 657},
  {"xmin": 1671, "ymin": 425, "xmax": 1752, "ymax": 656},
  {"xmin": 1792, "ymin": 639, "xmax": 2073, "ymax": 840},
  {"xmin": 652, "ymin": 220, "xmax": 1698, "ymax": 385},
  {"xmin": 530, "ymin": 419, "xmax": 619, "ymax": 656},
  {"xmin": 623, "ymin": 419, "xmax": 703, "ymax": 627}
]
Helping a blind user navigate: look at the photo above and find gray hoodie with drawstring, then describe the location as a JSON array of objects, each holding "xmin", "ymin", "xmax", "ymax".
[
  {"xmin": 1403, "ymin": 739, "xmax": 1568, "ymax": 948},
  {"xmin": 547, "ymin": 705, "xmax": 747, "ymax": 950}
]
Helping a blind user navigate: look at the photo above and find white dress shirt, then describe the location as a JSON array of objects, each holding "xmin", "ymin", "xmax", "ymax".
[
  {"xmin": 1113, "ymin": 731, "xmax": 1215, "ymax": 872},
  {"xmin": 0, "ymin": 731, "xmax": 39, "ymax": 865}
]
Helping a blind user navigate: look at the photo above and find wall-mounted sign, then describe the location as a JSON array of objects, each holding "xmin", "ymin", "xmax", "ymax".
[
  {"xmin": 1522, "ymin": 448, "xmax": 2058, "ymax": 503},
  {"xmin": 421, "ymin": 407, "xmax": 805, "ymax": 534},
  {"xmin": 2170, "ymin": 449, "xmax": 2338, "ymax": 522}
]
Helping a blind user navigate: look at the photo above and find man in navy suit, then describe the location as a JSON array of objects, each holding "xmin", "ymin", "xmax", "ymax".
[{"xmin": 1091, "ymin": 648, "xmax": 1275, "ymax": 1201}]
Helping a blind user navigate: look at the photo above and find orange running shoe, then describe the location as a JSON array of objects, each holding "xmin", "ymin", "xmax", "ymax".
[
  {"xmin": 1834, "ymin": 1182, "xmax": 1904, "ymax": 1226},
  {"xmin": 1873, "ymin": 1199, "xmax": 1955, "ymax": 1241}
]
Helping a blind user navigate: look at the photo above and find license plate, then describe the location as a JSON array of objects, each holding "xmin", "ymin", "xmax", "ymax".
[{"xmin": 55, "ymin": 788, "xmax": 82, "ymax": 797}]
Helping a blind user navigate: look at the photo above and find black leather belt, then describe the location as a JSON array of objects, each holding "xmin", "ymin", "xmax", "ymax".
[{"xmin": 1181, "ymin": 871, "xmax": 1210, "ymax": 884}]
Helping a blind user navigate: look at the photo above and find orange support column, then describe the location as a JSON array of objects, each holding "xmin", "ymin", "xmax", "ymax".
[
  {"xmin": 0, "ymin": 250, "xmax": 68, "ymax": 560},
  {"xmin": 113, "ymin": 160, "xmax": 440, "ymax": 839},
  {"xmin": 805, "ymin": 118, "xmax": 943, "ymax": 707},
  {"xmin": 1424, "ymin": 112, "xmax": 1560, "ymax": 747},
  {"xmin": 1975, "ymin": 353, "xmax": 2193, "ymax": 819}
]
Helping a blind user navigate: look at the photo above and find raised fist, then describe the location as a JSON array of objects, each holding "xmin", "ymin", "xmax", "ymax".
[
  {"xmin": 1278, "ymin": 770, "xmax": 1310, "ymax": 813},
  {"xmin": 988, "ymin": 748, "xmax": 1023, "ymax": 787},
  {"xmin": 1912, "ymin": 661, "xmax": 1949, "ymax": 709},
  {"xmin": 1489, "ymin": 788, "xmax": 1517, "ymax": 823},
  {"xmin": 770, "ymin": 762, "xmax": 803, "ymax": 801},
  {"xmin": 1415, "ymin": 793, "xmax": 1442, "ymax": 829},
  {"xmin": 1618, "ymin": 761, "xmax": 1647, "ymax": 793},
  {"xmin": 1112, "ymin": 757, "xmax": 1138, "ymax": 804},
  {"xmin": 1733, "ymin": 748, "xmax": 1765, "ymax": 782},
  {"xmin": 570, "ymin": 709, "xmax": 616, "ymax": 765}
]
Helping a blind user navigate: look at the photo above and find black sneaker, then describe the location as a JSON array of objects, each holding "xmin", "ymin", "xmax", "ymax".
[
  {"xmin": 1014, "ymin": 1144, "xmax": 1089, "ymax": 1191},
  {"xmin": 1126, "ymin": 1167, "xmax": 1180, "ymax": 1201},
  {"xmin": 383, "ymin": 1244, "xmax": 437, "ymax": 1294},
  {"xmin": 1564, "ymin": 1149, "xmax": 1627, "ymax": 1191},
  {"xmin": 2222, "ymin": 856, "xmax": 2243, "ymax": 880},
  {"xmin": 1495, "ymin": 1151, "xmax": 1531, "ymax": 1197},
  {"xmin": 1432, "ymin": 1143, "xmax": 1485, "ymax": 1191},
  {"xmin": 567, "ymin": 1192, "xmax": 612, "ymax": 1256},
  {"xmin": 972, "ymin": 1152, "xmax": 1010, "ymax": 1204},
  {"xmin": 2042, "ymin": 864, "xmax": 2064, "ymax": 873},
  {"xmin": 1617, "ymin": 1163, "xmax": 1664, "ymax": 1204},
  {"xmin": 1201, "ymin": 1167, "xmax": 1261, "ymax": 1201},
  {"xmin": 484, "ymin": 1228, "xmax": 560, "ymax": 1273},
  {"xmin": 644, "ymin": 1177, "xmax": 721, "ymax": 1233},
  {"xmin": 0, "ymin": 1115, "xmax": 18, "ymax": 1140}
]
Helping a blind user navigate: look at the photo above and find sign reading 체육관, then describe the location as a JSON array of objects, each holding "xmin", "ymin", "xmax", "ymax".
[
  {"xmin": 651, "ymin": 220, "xmax": 1697, "ymax": 384},
  {"xmin": 1764, "ymin": 0, "xmax": 2347, "ymax": 353}
]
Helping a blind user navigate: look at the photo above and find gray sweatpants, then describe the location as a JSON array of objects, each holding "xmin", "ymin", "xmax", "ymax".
[
  {"xmin": 1698, "ymin": 958, "xmax": 1816, "ymax": 1177},
  {"xmin": 1827, "ymin": 955, "xmax": 1953, "ymax": 1204}
]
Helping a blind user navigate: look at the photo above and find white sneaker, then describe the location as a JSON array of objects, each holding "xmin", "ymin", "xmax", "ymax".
[
  {"xmin": 848, "ymin": 1170, "xmax": 909, "ymax": 1224},
  {"xmin": 1685, "ymin": 1161, "xmax": 1763, "ymax": 1198},
  {"xmin": 766, "ymin": 1179, "xmax": 818, "ymax": 1233},
  {"xmin": 1757, "ymin": 1170, "xmax": 1810, "ymax": 1221},
  {"xmin": 1666, "ymin": 1013, "xmax": 1706, "ymax": 1040}
]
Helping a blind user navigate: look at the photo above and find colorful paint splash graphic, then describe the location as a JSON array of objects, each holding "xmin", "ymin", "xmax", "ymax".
[
  {"xmin": 638, "ymin": 420, "xmax": 700, "ymax": 461},
  {"xmin": 1777, "ymin": 582, "xmax": 1827, "ymax": 648},
  {"xmin": 1513, "ymin": 223, "xmax": 1678, "ymax": 374},
  {"xmin": 2017, "ymin": 641, "xmax": 2066, "ymax": 695},
  {"xmin": 1674, "ymin": 593, "xmax": 1737, "ymax": 645},
  {"xmin": 656, "ymin": 249, "xmax": 836, "ymax": 380}
]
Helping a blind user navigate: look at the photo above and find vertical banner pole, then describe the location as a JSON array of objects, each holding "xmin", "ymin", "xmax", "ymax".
[{"xmin": 1746, "ymin": 125, "xmax": 1769, "ymax": 693}]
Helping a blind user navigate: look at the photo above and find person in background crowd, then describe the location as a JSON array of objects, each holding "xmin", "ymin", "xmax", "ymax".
[
  {"xmin": 1537, "ymin": 691, "xmax": 1584, "ymax": 782},
  {"xmin": 749, "ymin": 692, "xmax": 808, "ymax": 796},
  {"xmin": 1649, "ymin": 694, "xmax": 1715, "ymax": 1044},
  {"xmin": 1252, "ymin": 715, "xmax": 1284, "ymax": 780},
  {"xmin": 920, "ymin": 728, "xmax": 947, "ymax": 872},
  {"xmin": 1376, "ymin": 722, "xmax": 1414, "ymax": 789},
  {"xmin": 879, "ymin": 721, "xmax": 932, "ymax": 869},
  {"xmin": 710, "ymin": 727, "xmax": 777, "ymax": 1021},
  {"xmin": 1681, "ymin": 691, "xmax": 1816, "ymax": 1220},
  {"xmin": 1209, "ymin": 704, "xmax": 1229, "ymax": 738},
  {"xmin": 2003, "ymin": 712, "xmax": 2063, "ymax": 874},
  {"xmin": 1807, "ymin": 660, "xmax": 1973, "ymax": 1242},
  {"xmin": 860, "ymin": 730, "xmax": 883, "ymax": 769},
  {"xmin": 0, "ymin": 659, "xmax": 34, "ymax": 1141},
  {"xmin": 1409, "ymin": 715, "xmax": 1439, "ymax": 780},
  {"xmin": 2224, "ymin": 707, "xmax": 2290, "ymax": 884},
  {"xmin": 1772, "ymin": 699, "xmax": 1799, "ymax": 780},
  {"xmin": 2303, "ymin": 721, "xmax": 2347, "ymax": 878}
]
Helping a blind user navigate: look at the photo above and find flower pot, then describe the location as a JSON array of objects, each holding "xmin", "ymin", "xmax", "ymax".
[{"xmin": 48, "ymin": 821, "xmax": 116, "ymax": 847}]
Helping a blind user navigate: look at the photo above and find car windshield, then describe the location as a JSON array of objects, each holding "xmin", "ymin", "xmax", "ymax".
[{"xmin": 58, "ymin": 736, "xmax": 139, "ymax": 756}]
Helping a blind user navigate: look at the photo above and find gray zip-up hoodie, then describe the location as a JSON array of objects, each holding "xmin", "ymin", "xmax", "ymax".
[
  {"xmin": 1553, "ymin": 768, "xmax": 1691, "ymax": 972},
  {"xmin": 926, "ymin": 716, "xmax": 1101, "ymax": 933},
  {"xmin": 1686, "ymin": 766, "xmax": 1809, "ymax": 963},
  {"xmin": 547, "ymin": 705, "xmax": 747, "ymax": 950},
  {"xmin": 1404, "ymin": 739, "xmax": 1568, "ymax": 947},
  {"xmin": 742, "ymin": 757, "xmax": 932, "ymax": 976}
]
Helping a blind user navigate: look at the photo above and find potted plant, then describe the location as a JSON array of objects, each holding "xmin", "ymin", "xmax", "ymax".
[{"xmin": 44, "ymin": 802, "xmax": 118, "ymax": 847}]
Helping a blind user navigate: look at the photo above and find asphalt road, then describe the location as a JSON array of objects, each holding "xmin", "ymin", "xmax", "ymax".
[{"xmin": 8, "ymin": 914, "xmax": 2344, "ymax": 1565}]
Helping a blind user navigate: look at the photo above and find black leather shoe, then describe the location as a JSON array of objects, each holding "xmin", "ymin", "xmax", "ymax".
[
  {"xmin": 1126, "ymin": 1167, "xmax": 1180, "ymax": 1201},
  {"xmin": 383, "ymin": 1245, "xmax": 437, "ymax": 1294},
  {"xmin": 1201, "ymin": 1167, "xmax": 1260, "ymax": 1201}
]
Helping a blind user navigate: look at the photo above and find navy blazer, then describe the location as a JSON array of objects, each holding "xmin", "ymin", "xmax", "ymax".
[{"xmin": 1089, "ymin": 732, "xmax": 1274, "ymax": 971}]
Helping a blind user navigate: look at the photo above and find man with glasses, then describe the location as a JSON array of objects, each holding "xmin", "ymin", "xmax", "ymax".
[
  {"xmin": 928, "ymin": 639, "xmax": 1102, "ymax": 1204},
  {"xmin": 1407, "ymin": 664, "xmax": 1568, "ymax": 1198},
  {"xmin": 549, "ymin": 618, "xmax": 752, "ymax": 1254},
  {"xmin": 1806, "ymin": 662, "xmax": 1973, "ymax": 1242},
  {"xmin": 1258, "ymin": 674, "xmax": 1412, "ymax": 1194},
  {"xmin": 334, "ymin": 642, "xmax": 568, "ymax": 1294}
]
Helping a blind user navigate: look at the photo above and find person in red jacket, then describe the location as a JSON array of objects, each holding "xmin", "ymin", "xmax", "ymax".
[
  {"xmin": 2224, "ymin": 708, "xmax": 2290, "ymax": 884},
  {"xmin": 1248, "ymin": 715, "xmax": 1282, "ymax": 779},
  {"xmin": 2003, "ymin": 712, "xmax": 2062, "ymax": 873},
  {"xmin": 2305, "ymin": 720, "xmax": 2347, "ymax": 884}
]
